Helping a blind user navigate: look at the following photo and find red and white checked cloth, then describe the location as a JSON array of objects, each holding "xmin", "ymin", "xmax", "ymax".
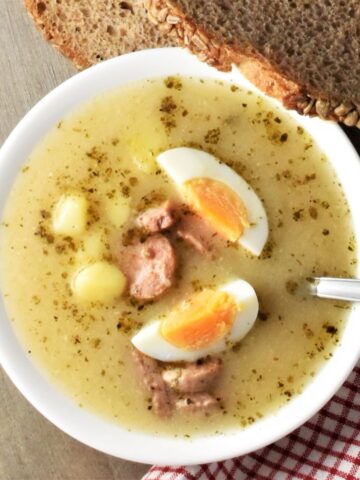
[{"xmin": 143, "ymin": 360, "xmax": 360, "ymax": 480}]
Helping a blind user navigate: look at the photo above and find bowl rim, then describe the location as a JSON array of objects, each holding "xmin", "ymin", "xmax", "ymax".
[{"xmin": 0, "ymin": 47, "xmax": 360, "ymax": 466}]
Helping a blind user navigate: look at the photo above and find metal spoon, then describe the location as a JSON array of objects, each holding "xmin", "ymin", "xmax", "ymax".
[{"xmin": 309, "ymin": 277, "xmax": 360, "ymax": 302}]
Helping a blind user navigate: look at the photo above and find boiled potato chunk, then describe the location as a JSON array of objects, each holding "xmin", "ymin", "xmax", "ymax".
[
  {"xmin": 104, "ymin": 195, "xmax": 130, "ymax": 228},
  {"xmin": 72, "ymin": 261, "xmax": 126, "ymax": 303},
  {"xmin": 132, "ymin": 151, "xmax": 157, "ymax": 174},
  {"xmin": 76, "ymin": 230, "xmax": 104, "ymax": 264},
  {"xmin": 128, "ymin": 139, "xmax": 157, "ymax": 174},
  {"xmin": 52, "ymin": 195, "xmax": 87, "ymax": 237}
]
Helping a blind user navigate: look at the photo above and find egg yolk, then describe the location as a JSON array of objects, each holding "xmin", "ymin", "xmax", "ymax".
[
  {"xmin": 160, "ymin": 289, "xmax": 237, "ymax": 350},
  {"xmin": 183, "ymin": 177, "xmax": 249, "ymax": 242}
]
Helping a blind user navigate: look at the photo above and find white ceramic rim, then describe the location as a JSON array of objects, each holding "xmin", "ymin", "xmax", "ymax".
[{"xmin": 0, "ymin": 48, "xmax": 359, "ymax": 466}]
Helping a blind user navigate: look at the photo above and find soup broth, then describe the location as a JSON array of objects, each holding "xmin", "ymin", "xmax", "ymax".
[{"xmin": 0, "ymin": 77, "xmax": 356, "ymax": 436}]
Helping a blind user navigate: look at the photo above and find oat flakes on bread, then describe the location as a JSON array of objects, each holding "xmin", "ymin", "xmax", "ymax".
[
  {"xmin": 145, "ymin": 0, "xmax": 360, "ymax": 128},
  {"xmin": 24, "ymin": 0, "xmax": 175, "ymax": 69}
]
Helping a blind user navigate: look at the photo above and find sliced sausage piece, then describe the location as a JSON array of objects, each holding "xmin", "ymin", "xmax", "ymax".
[
  {"xmin": 118, "ymin": 234, "xmax": 176, "ymax": 301},
  {"xmin": 136, "ymin": 201, "xmax": 176, "ymax": 233},
  {"xmin": 162, "ymin": 357, "xmax": 222, "ymax": 393},
  {"xmin": 132, "ymin": 350, "xmax": 222, "ymax": 417},
  {"xmin": 176, "ymin": 211, "xmax": 222, "ymax": 257},
  {"xmin": 132, "ymin": 348, "xmax": 173, "ymax": 417},
  {"xmin": 175, "ymin": 393, "xmax": 218, "ymax": 412}
]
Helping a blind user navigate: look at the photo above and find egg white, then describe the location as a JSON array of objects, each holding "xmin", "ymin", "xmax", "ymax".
[
  {"xmin": 131, "ymin": 279, "xmax": 259, "ymax": 362},
  {"xmin": 157, "ymin": 147, "xmax": 269, "ymax": 256}
]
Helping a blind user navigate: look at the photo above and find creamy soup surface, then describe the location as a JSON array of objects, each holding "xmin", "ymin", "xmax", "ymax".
[{"xmin": 0, "ymin": 77, "xmax": 357, "ymax": 437}]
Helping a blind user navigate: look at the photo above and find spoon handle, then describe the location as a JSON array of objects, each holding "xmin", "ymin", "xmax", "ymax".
[{"xmin": 311, "ymin": 277, "xmax": 360, "ymax": 302}]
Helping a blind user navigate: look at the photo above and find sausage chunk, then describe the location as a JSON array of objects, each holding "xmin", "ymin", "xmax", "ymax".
[
  {"xmin": 175, "ymin": 393, "xmax": 219, "ymax": 412},
  {"xmin": 133, "ymin": 350, "xmax": 222, "ymax": 416},
  {"xmin": 119, "ymin": 234, "xmax": 176, "ymax": 301},
  {"xmin": 176, "ymin": 211, "xmax": 222, "ymax": 257},
  {"xmin": 162, "ymin": 357, "xmax": 222, "ymax": 393},
  {"xmin": 136, "ymin": 201, "xmax": 176, "ymax": 233},
  {"xmin": 132, "ymin": 348, "xmax": 173, "ymax": 417}
]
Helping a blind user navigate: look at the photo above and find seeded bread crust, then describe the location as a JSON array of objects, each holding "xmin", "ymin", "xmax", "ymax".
[
  {"xmin": 145, "ymin": 0, "xmax": 360, "ymax": 128},
  {"xmin": 24, "ymin": 0, "xmax": 175, "ymax": 69}
]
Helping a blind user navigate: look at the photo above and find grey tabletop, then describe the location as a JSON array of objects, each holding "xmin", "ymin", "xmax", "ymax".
[{"xmin": 0, "ymin": 1, "xmax": 149, "ymax": 479}]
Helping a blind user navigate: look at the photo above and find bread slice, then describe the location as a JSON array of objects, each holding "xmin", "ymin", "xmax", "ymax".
[
  {"xmin": 24, "ymin": 0, "xmax": 175, "ymax": 69},
  {"xmin": 145, "ymin": 0, "xmax": 360, "ymax": 128}
]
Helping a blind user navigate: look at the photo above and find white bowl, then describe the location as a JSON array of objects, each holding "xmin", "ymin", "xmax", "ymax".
[{"xmin": 0, "ymin": 48, "xmax": 359, "ymax": 466}]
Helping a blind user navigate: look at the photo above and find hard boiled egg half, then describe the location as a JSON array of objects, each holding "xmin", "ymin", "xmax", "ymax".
[
  {"xmin": 157, "ymin": 147, "xmax": 268, "ymax": 256},
  {"xmin": 131, "ymin": 279, "xmax": 258, "ymax": 362}
]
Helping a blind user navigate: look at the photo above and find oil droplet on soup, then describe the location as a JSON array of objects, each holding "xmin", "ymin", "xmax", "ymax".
[{"xmin": 0, "ymin": 77, "xmax": 356, "ymax": 436}]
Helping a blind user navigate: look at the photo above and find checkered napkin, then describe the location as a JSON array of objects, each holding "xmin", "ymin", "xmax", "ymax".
[{"xmin": 143, "ymin": 361, "xmax": 360, "ymax": 480}]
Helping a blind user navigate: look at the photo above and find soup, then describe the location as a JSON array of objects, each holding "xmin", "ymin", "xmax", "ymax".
[{"xmin": 0, "ymin": 77, "xmax": 356, "ymax": 436}]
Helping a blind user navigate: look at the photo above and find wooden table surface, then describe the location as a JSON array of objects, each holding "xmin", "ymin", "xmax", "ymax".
[{"xmin": 0, "ymin": 2, "xmax": 149, "ymax": 479}]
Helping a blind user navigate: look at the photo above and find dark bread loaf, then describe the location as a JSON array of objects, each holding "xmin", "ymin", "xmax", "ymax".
[
  {"xmin": 145, "ymin": 0, "xmax": 360, "ymax": 127},
  {"xmin": 24, "ymin": 0, "xmax": 175, "ymax": 69}
]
